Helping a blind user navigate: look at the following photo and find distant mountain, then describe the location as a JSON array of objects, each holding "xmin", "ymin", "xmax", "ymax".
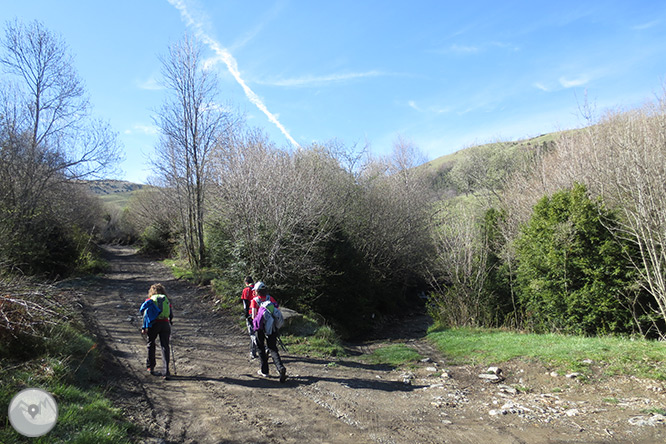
[
  {"xmin": 85, "ymin": 179, "xmax": 146, "ymax": 196},
  {"xmin": 83, "ymin": 179, "xmax": 149, "ymax": 210}
]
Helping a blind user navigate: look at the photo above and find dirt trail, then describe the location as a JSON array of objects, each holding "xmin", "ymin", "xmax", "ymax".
[{"xmin": 80, "ymin": 245, "xmax": 666, "ymax": 443}]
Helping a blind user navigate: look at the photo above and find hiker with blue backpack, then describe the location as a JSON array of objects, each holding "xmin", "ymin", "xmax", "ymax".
[
  {"xmin": 250, "ymin": 281, "xmax": 287, "ymax": 383},
  {"xmin": 140, "ymin": 283, "xmax": 173, "ymax": 380}
]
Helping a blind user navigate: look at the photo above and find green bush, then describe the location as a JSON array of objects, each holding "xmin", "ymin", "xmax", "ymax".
[
  {"xmin": 514, "ymin": 183, "xmax": 639, "ymax": 335},
  {"xmin": 0, "ymin": 216, "xmax": 80, "ymax": 277},
  {"xmin": 138, "ymin": 223, "xmax": 174, "ymax": 257}
]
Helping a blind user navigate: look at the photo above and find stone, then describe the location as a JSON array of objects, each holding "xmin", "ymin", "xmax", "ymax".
[
  {"xmin": 497, "ymin": 384, "xmax": 517, "ymax": 395},
  {"xmin": 479, "ymin": 373, "xmax": 502, "ymax": 382}
]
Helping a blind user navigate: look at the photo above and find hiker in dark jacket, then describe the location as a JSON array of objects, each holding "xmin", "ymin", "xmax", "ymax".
[
  {"xmin": 140, "ymin": 283, "xmax": 173, "ymax": 379},
  {"xmin": 250, "ymin": 281, "xmax": 287, "ymax": 383}
]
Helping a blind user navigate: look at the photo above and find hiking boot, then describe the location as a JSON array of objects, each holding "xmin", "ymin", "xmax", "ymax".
[
  {"xmin": 279, "ymin": 368, "xmax": 287, "ymax": 383},
  {"xmin": 257, "ymin": 369, "xmax": 268, "ymax": 378},
  {"xmin": 163, "ymin": 371, "xmax": 171, "ymax": 380}
]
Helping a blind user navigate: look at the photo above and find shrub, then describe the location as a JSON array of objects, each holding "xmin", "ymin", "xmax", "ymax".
[
  {"xmin": 138, "ymin": 223, "xmax": 175, "ymax": 258},
  {"xmin": 514, "ymin": 183, "xmax": 639, "ymax": 335}
]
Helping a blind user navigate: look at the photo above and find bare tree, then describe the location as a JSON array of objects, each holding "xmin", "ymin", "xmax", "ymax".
[
  {"xmin": 0, "ymin": 20, "xmax": 120, "ymax": 181},
  {"xmin": 208, "ymin": 127, "xmax": 355, "ymax": 283},
  {"xmin": 152, "ymin": 34, "xmax": 232, "ymax": 269},
  {"xmin": 347, "ymin": 137, "xmax": 434, "ymax": 284},
  {"xmin": 0, "ymin": 20, "xmax": 121, "ymax": 215},
  {"xmin": 0, "ymin": 20, "xmax": 121, "ymax": 273},
  {"xmin": 428, "ymin": 202, "xmax": 494, "ymax": 327}
]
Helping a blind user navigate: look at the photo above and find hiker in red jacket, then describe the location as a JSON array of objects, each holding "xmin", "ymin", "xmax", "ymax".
[
  {"xmin": 241, "ymin": 276, "xmax": 257, "ymax": 358},
  {"xmin": 250, "ymin": 281, "xmax": 287, "ymax": 383}
]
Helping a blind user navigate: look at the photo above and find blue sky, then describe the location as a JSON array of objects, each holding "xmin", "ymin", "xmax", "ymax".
[{"xmin": 2, "ymin": 1, "xmax": 666, "ymax": 183}]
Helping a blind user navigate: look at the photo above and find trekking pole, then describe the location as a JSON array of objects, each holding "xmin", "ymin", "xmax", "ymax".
[
  {"xmin": 246, "ymin": 317, "xmax": 258, "ymax": 358},
  {"xmin": 170, "ymin": 327, "xmax": 177, "ymax": 376},
  {"xmin": 276, "ymin": 334, "xmax": 288, "ymax": 352}
]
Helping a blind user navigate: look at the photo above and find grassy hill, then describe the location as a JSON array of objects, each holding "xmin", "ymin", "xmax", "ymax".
[
  {"xmin": 416, "ymin": 130, "xmax": 566, "ymax": 199},
  {"xmin": 84, "ymin": 179, "xmax": 147, "ymax": 210},
  {"xmin": 420, "ymin": 131, "xmax": 562, "ymax": 174}
]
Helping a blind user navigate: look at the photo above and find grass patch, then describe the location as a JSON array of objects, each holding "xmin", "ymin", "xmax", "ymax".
[
  {"xmin": 282, "ymin": 325, "xmax": 346, "ymax": 358},
  {"xmin": 1, "ymin": 279, "xmax": 135, "ymax": 443},
  {"xmin": 364, "ymin": 344, "xmax": 423, "ymax": 367},
  {"xmin": 163, "ymin": 259, "xmax": 217, "ymax": 285},
  {"xmin": 1, "ymin": 348, "xmax": 135, "ymax": 444},
  {"xmin": 428, "ymin": 327, "xmax": 666, "ymax": 380}
]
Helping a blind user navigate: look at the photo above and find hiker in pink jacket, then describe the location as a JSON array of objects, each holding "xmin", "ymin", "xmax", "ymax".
[{"xmin": 250, "ymin": 281, "xmax": 287, "ymax": 383}]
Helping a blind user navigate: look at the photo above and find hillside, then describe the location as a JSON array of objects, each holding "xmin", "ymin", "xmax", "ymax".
[
  {"xmin": 416, "ymin": 130, "xmax": 565, "ymax": 199},
  {"xmin": 84, "ymin": 179, "xmax": 148, "ymax": 210},
  {"xmin": 421, "ymin": 131, "xmax": 562, "ymax": 173}
]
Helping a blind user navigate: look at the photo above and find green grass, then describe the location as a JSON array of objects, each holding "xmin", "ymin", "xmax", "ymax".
[
  {"xmin": 1, "ymin": 352, "xmax": 135, "ymax": 444},
  {"xmin": 282, "ymin": 325, "xmax": 347, "ymax": 358},
  {"xmin": 419, "ymin": 131, "xmax": 564, "ymax": 173},
  {"xmin": 364, "ymin": 344, "xmax": 423, "ymax": 367},
  {"xmin": 428, "ymin": 327, "xmax": 666, "ymax": 380},
  {"xmin": 1, "ymin": 284, "xmax": 136, "ymax": 443},
  {"xmin": 163, "ymin": 258, "xmax": 217, "ymax": 285}
]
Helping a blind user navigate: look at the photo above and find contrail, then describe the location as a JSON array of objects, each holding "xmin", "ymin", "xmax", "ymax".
[{"xmin": 167, "ymin": 0, "xmax": 300, "ymax": 148}]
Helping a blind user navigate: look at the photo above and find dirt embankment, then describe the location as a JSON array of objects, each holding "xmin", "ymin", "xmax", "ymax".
[{"xmin": 78, "ymin": 245, "xmax": 666, "ymax": 443}]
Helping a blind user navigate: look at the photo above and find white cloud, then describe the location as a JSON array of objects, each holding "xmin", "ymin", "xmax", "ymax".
[
  {"xmin": 408, "ymin": 100, "xmax": 450, "ymax": 114},
  {"xmin": 449, "ymin": 44, "xmax": 480, "ymax": 54},
  {"xmin": 228, "ymin": 2, "xmax": 283, "ymax": 52},
  {"xmin": 559, "ymin": 76, "xmax": 589, "ymax": 88},
  {"xmin": 124, "ymin": 124, "xmax": 159, "ymax": 136},
  {"xmin": 137, "ymin": 76, "xmax": 163, "ymax": 91},
  {"xmin": 633, "ymin": 20, "xmax": 660, "ymax": 31},
  {"xmin": 167, "ymin": 0, "xmax": 300, "ymax": 148},
  {"xmin": 534, "ymin": 82, "xmax": 550, "ymax": 92},
  {"xmin": 262, "ymin": 71, "xmax": 384, "ymax": 87}
]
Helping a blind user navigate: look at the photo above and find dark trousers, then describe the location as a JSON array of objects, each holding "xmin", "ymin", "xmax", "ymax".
[
  {"xmin": 146, "ymin": 321, "xmax": 171, "ymax": 374},
  {"xmin": 256, "ymin": 329, "xmax": 285, "ymax": 375},
  {"xmin": 242, "ymin": 299, "xmax": 252, "ymax": 321},
  {"xmin": 242, "ymin": 300, "xmax": 257, "ymax": 356}
]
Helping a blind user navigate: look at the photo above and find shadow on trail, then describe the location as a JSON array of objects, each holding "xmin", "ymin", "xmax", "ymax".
[
  {"xmin": 284, "ymin": 354, "xmax": 395, "ymax": 372},
  {"xmin": 166, "ymin": 374, "xmax": 227, "ymax": 383},
  {"xmin": 220, "ymin": 374, "xmax": 424, "ymax": 392}
]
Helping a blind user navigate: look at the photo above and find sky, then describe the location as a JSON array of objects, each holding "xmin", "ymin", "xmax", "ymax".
[{"xmin": 2, "ymin": 1, "xmax": 666, "ymax": 184}]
